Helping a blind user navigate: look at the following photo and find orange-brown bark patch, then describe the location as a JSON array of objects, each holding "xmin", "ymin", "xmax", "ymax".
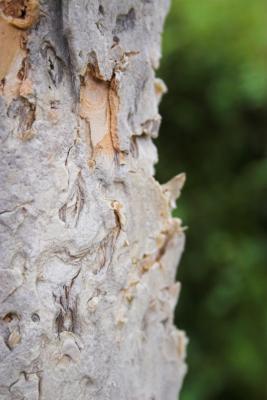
[
  {"xmin": 0, "ymin": 17, "xmax": 23, "ymax": 81},
  {"xmin": 0, "ymin": 15, "xmax": 34, "ymax": 106},
  {"xmin": 19, "ymin": 77, "xmax": 33, "ymax": 96},
  {"xmin": 0, "ymin": 0, "xmax": 25, "ymax": 19},
  {"xmin": 108, "ymin": 77, "xmax": 120, "ymax": 153},
  {"xmin": 80, "ymin": 69, "xmax": 121, "ymax": 162}
]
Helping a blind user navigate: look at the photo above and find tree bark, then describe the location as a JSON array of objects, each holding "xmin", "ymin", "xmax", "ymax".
[{"xmin": 0, "ymin": 1, "xmax": 187, "ymax": 399}]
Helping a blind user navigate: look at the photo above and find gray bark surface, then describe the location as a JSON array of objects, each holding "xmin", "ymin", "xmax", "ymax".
[{"xmin": 0, "ymin": 1, "xmax": 187, "ymax": 399}]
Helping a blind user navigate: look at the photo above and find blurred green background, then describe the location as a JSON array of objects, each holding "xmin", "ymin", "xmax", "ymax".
[{"xmin": 156, "ymin": 0, "xmax": 267, "ymax": 399}]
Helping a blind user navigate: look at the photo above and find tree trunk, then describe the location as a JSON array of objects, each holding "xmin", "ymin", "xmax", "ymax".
[{"xmin": 0, "ymin": 1, "xmax": 187, "ymax": 399}]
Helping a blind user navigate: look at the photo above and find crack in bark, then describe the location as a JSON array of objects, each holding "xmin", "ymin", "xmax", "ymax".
[
  {"xmin": 0, "ymin": 201, "xmax": 32, "ymax": 215},
  {"xmin": 1, "ymin": 283, "xmax": 22, "ymax": 304},
  {"xmin": 37, "ymin": 373, "xmax": 42, "ymax": 400},
  {"xmin": 58, "ymin": 170, "xmax": 85, "ymax": 227},
  {"xmin": 55, "ymin": 268, "xmax": 81, "ymax": 336}
]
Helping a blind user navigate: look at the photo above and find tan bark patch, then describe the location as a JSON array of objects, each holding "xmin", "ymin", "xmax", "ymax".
[
  {"xmin": 0, "ymin": 17, "xmax": 23, "ymax": 81},
  {"xmin": 108, "ymin": 77, "xmax": 120, "ymax": 153},
  {"xmin": 80, "ymin": 69, "xmax": 121, "ymax": 162},
  {"xmin": 0, "ymin": 13, "xmax": 34, "ymax": 106},
  {"xmin": 1, "ymin": 49, "xmax": 26, "ymax": 104},
  {"xmin": 19, "ymin": 76, "xmax": 33, "ymax": 96}
]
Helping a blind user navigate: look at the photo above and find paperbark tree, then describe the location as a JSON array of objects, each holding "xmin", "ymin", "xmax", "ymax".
[{"xmin": 0, "ymin": 1, "xmax": 187, "ymax": 399}]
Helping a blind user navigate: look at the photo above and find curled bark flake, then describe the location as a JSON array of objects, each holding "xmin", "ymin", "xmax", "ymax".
[
  {"xmin": 7, "ymin": 326, "xmax": 21, "ymax": 349},
  {"xmin": 161, "ymin": 173, "xmax": 186, "ymax": 210},
  {"xmin": 111, "ymin": 200, "xmax": 126, "ymax": 230},
  {"xmin": 141, "ymin": 115, "xmax": 161, "ymax": 138},
  {"xmin": 0, "ymin": 0, "xmax": 39, "ymax": 30},
  {"xmin": 7, "ymin": 96, "xmax": 36, "ymax": 140}
]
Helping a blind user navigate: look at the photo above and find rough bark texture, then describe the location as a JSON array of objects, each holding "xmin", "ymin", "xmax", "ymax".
[{"xmin": 0, "ymin": 1, "xmax": 187, "ymax": 399}]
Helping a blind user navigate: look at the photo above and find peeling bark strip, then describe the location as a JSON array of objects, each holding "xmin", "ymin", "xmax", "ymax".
[{"xmin": 0, "ymin": 1, "xmax": 187, "ymax": 400}]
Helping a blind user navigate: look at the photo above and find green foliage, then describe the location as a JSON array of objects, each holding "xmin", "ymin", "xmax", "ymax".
[{"xmin": 156, "ymin": 0, "xmax": 267, "ymax": 398}]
